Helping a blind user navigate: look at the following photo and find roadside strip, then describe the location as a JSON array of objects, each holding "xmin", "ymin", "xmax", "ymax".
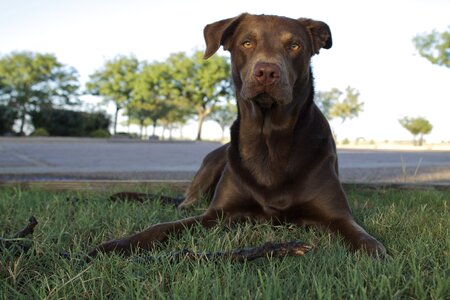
[{"xmin": 0, "ymin": 180, "xmax": 449, "ymax": 192}]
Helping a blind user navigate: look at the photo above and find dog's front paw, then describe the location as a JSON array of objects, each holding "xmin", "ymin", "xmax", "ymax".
[{"xmin": 356, "ymin": 236, "xmax": 386, "ymax": 259}]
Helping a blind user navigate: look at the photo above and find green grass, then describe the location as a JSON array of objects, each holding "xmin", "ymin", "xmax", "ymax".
[{"xmin": 0, "ymin": 186, "xmax": 449, "ymax": 299}]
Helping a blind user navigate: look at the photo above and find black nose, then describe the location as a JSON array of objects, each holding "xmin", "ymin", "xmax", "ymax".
[{"xmin": 253, "ymin": 62, "xmax": 281, "ymax": 86}]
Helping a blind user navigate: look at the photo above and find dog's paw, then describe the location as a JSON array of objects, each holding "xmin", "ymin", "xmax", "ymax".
[{"xmin": 356, "ymin": 236, "xmax": 386, "ymax": 259}]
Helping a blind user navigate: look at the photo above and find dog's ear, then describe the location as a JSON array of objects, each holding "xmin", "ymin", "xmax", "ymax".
[
  {"xmin": 203, "ymin": 14, "xmax": 247, "ymax": 59},
  {"xmin": 298, "ymin": 18, "xmax": 332, "ymax": 55}
]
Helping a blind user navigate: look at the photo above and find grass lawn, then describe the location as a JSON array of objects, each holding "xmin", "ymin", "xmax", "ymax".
[{"xmin": 0, "ymin": 185, "xmax": 449, "ymax": 299}]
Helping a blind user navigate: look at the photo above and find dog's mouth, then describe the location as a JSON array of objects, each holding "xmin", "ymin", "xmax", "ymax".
[{"xmin": 254, "ymin": 93, "xmax": 276, "ymax": 109}]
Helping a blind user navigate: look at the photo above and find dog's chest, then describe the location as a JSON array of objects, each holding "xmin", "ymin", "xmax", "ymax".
[{"xmin": 240, "ymin": 134, "xmax": 292, "ymax": 187}]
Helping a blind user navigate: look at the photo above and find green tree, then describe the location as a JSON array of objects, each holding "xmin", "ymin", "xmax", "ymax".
[
  {"xmin": 209, "ymin": 101, "xmax": 237, "ymax": 140},
  {"xmin": 129, "ymin": 62, "xmax": 172, "ymax": 138},
  {"xmin": 161, "ymin": 98, "xmax": 191, "ymax": 140},
  {"xmin": 0, "ymin": 104, "xmax": 17, "ymax": 135},
  {"xmin": 86, "ymin": 55, "xmax": 139, "ymax": 134},
  {"xmin": 315, "ymin": 88, "xmax": 342, "ymax": 119},
  {"xmin": 315, "ymin": 86, "xmax": 364, "ymax": 123},
  {"xmin": 399, "ymin": 116, "xmax": 433, "ymax": 146},
  {"xmin": 413, "ymin": 27, "xmax": 450, "ymax": 68},
  {"xmin": 330, "ymin": 86, "xmax": 364, "ymax": 123},
  {"xmin": 167, "ymin": 51, "xmax": 232, "ymax": 141},
  {"xmin": 0, "ymin": 51, "xmax": 80, "ymax": 134},
  {"xmin": 159, "ymin": 107, "xmax": 190, "ymax": 140}
]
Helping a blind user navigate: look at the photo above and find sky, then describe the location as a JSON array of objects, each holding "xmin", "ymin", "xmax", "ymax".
[{"xmin": 0, "ymin": 0, "xmax": 449, "ymax": 141}]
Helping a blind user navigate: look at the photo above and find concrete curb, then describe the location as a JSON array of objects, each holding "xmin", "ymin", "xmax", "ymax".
[{"xmin": 1, "ymin": 180, "xmax": 449, "ymax": 192}]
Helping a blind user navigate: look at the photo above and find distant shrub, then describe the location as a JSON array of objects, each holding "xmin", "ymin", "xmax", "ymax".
[
  {"xmin": 113, "ymin": 132, "xmax": 139, "ymax": 139},
  {"xmin": 0, "ymin": 105, "xmax": 17, "ymax": 135},
  {"xmin": 83, "ymin": 112, "xmax": 111, "ymax": 135},
  {"xmin": 114, "ymin": 132, "xmax": 130, "ymax": 136},
  {"xmin": 342, "ymin": 138, "xmax": 350, "ymax": 145},
  {"xmin": 30, "ymin": 108, "xmax": 110, "ymax": 136},
  {"xmin": 89, "ymin": 129, "xmax": 111, "ymax": 138},
  {"xmin": 31, "ymin": 128, "xmax": 49, "ymax": 136}
]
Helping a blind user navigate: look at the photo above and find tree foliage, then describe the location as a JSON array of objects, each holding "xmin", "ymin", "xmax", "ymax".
[
  {"xmin": 315, "ymin": 88, "xmax": 342, "ymax": 119},
  {"xmin": 128, "ymin": 62, "xmax": 171, "ymax": 137},
  {"xmin": 0, "ymin": 51, "xmax": 80, "ymax": 134},
  {"xmin": 399, "ymin": 116, "xmax": 433, "ymax": 146},
  {"xmin": 413, "ymin": 27, "xmax": 450, "ymax": 68},
  {"xmin": 86, "ymin": 51, "xmax": 231, "ymax": 140},
  {"xmin": 86, "ymin": 55, "xmax": 139, "ymax": 134},
  {"xmin": 315, "ymin": 86, "xmax": 364, "ymax": 123},
  {"xmin": 167, "ymin": 51, "xmax": 232, "ymax": 140},
  {"xmin": 0, "ymin": 104, "xmax": 17, "ymax": 135},
  {"xmin": 209, "ymin": 101, "xmax": 237, "ymax": 140}
]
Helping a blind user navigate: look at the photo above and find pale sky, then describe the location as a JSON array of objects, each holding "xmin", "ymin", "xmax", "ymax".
[{"xmin": 1, "ymin": 0, "xmax": 449, "ymax": 141}]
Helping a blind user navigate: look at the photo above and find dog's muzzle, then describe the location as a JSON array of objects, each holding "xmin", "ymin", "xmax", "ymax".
[{"xmin": 254, "ymin": 93, "xmax": 276, "ymax": 109}]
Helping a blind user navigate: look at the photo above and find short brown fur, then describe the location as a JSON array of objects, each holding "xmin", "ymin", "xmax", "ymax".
[{"xmin": 89, "ymin": 14, "xmax": 385, "ymax": 258}]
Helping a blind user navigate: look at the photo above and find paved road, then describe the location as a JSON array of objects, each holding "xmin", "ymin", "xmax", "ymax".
[{"xmin": 1, "ymin": 137, "xmax": 450, "ymax": 184}]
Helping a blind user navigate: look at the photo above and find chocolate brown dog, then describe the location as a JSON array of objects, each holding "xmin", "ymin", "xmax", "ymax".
[{"xmin": 89, "ymin": 13, "xmax": 386, "ymax": 258}]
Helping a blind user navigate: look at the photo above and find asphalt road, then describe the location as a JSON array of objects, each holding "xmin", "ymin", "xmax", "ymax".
[{"xmin": 1, "ymin": 137, "xmax": 450, "ymax": 184}]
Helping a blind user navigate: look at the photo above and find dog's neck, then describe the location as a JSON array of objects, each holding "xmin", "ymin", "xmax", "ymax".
[{"xmin": 228, "ymin": 69, "xmax": 316, "ymax": 186}]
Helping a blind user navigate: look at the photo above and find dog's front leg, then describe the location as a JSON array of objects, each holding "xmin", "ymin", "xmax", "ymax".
[
  {"xmin": 327, "ymin": 217, "xmax": 386, "ymax": 258},
  {"xmin": 88, "ymin": 213, "xmax": 218, "ymax": 258}
]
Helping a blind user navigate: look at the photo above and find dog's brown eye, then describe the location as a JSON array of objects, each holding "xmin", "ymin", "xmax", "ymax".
[
  {"xmin": 242, "ymin": 41, "xmax": 253, "ymax": 49},
  {"xmin": 290, "ymin": 43, "xmax": 301, "ymax": 51}
]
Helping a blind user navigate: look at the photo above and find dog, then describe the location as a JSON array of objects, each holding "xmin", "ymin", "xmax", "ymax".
[{"xmin": 89, "ymin": 13, "xmax": 386, "ymax": 258}]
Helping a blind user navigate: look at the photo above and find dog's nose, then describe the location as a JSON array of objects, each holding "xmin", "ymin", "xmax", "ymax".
[{"xmin": 253, "ymin": 63, "xmax": 281, "ymax": 86}]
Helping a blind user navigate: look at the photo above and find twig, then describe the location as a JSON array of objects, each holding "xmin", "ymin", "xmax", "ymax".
[
  {"xmin": 13, "ymin": 216, "xmax": 38, "ymax": 238},
  {"xmin": 170, "ymin": 241, "xmax": 313, "ymax": 262},
  {"xmin": 0, "ymin": 216, "xmax": 38, "ymax": 253},
  {"xmin": 64, "ymin": 241, "xmax": 312, "ymax": 263},
  {"xmin": 109, "ymin": 192, "xmax": 184, "ymax": 206}
]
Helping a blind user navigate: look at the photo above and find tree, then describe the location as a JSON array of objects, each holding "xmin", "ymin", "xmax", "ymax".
[
  {"xmin": 209, "ymin": 101, "xmax": 237, "ymax": 140},
  {"xmin": 330, "ymin": 87, "xmax": 364, "ymax": 123},
  {"xmin": 86, "ymin": 55, "xmax": 139, "ymax": 134},
  {"xmin": 399, "ymin": 116, "xmax": 433, "ymax": 146},
  {"xmin": 167, "ymin": 51, "xmax": 232, "ymax": 140},
  {"xmin": 315, "ymin": 86, "xmax": 364, "ymax": 123},
  {"xmin": 0, "ymin": 51, "xmax": 80, "ymax": 134},
  {"xmin": 0, "ymin": 104, "xmax": 17, "ymax": 135},
  {"xmin": 129, "ymin": 62, "xmax": 172, "ymax": 138},
  {"xmin": 160, "ymin": 102, "xmax": 191, "ymax": 140},
  {"xmin": 315, "ymin": 88, "xmax": 342, "ymax": 120},
  {"xmin": 413, "ymin": 27, "xmax": 450, "ymax": 68}
]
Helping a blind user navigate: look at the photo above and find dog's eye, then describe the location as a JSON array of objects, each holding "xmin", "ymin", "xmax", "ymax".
[
  {"xmin": 290, "ymin": 43, "xmax": 301, "ymax": 51},
  {"xmin": 242, "ymin": 41, "xmax": 253, "ymax": 49}
]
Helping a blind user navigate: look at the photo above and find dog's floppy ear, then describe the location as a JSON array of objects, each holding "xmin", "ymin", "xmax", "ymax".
[
  {"xmin": 203, "ymin": 13, "xmax": 247, "ymax": 59},
  {"xmin": 298, "ymin": 18, "xmax": 332, "ymax": 55}
]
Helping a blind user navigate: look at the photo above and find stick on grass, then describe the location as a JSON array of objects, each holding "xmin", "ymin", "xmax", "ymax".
[
  {"xmin": 0, "ymin": 216, "xmax": 38, "ymax": 253},
  {"xmin": 171, "ymin": 241, "xmax": 313, "ymax": 262}
]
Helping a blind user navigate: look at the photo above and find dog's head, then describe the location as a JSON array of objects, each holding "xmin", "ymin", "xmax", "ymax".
[{"xmin": 204, "ymin": 13, "xmax": 332, "ymax": 108}]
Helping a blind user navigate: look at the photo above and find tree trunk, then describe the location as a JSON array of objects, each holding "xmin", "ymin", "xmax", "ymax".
[
  {"xmin": 19, "ymin": 110, "xmax": 26, "ymax": 135},
  {"xmin": 419, "ymin": 134, "xmax": 424, "ymax": 146},
  {"xmin": 162, "ymin": 126, "xmax": 166, "ymax": 140},
  {"xmin": 179, "ymin": 125, "xmax": 184, "ymax": 139},
  {"xmin": 196, "ymin": 113, "xmax": 206, "ymax": 141},
  {"xmin": 221, "ymin": 126, "xmax": 225, "ymax": 141},
  {"xmin": 139, "ymin": 119, "xmax": 144, "ymax": 139},
  {"xmin": 152, "ymin": 119, "xmax": 157, "ymax": 136},
  {"xmin": 169, "ymin": 125, "xmax": 173, "ymax": 140},
  {"xmin": 113, "ymin": 107, "xmax": 120, "ymax": 135}
]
